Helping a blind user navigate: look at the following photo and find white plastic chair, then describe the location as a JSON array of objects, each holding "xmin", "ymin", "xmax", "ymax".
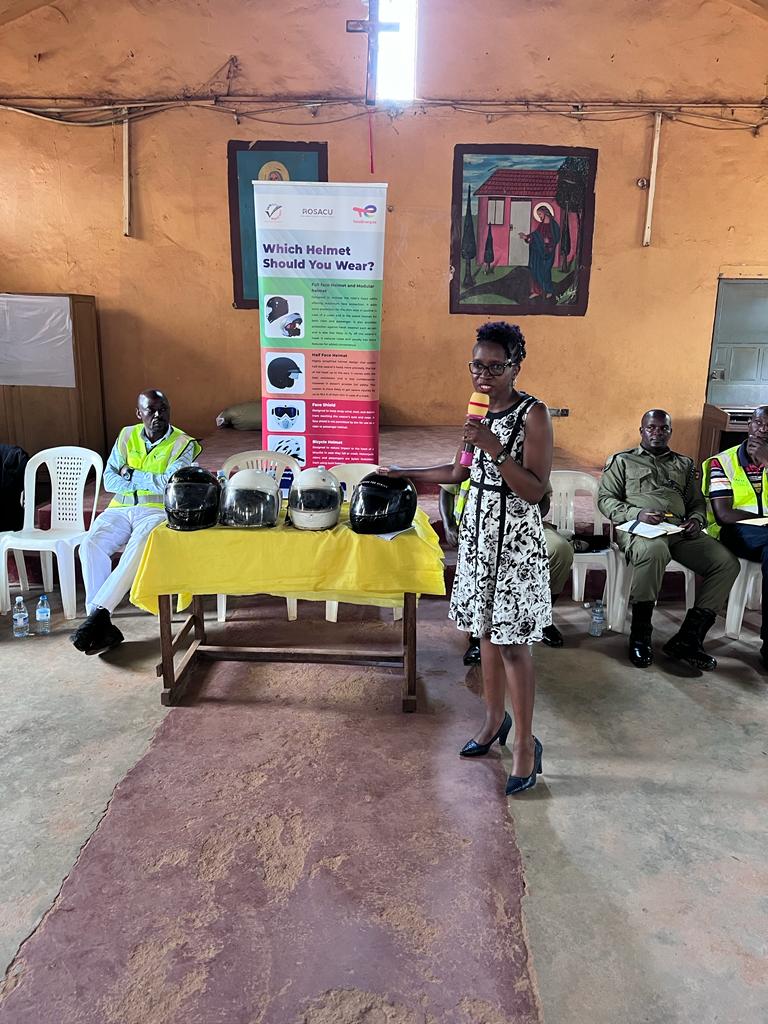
[
  {"xmin": 330, "ymin": 463, "xmax": 379, "ymax": 500},
  {"xmin": 724, "ymin": 558, "xmax": 763, "ymax": 640},
  {"xmin": 548, "ymin": 470, "xmax": 615, "ymax": 607},
  {"xmin": 221, "ymin": 450, "xmax": 300, "ymax": 481},
  {"xmin": 609, "ymin": 554, "xmax": 696, "ymax": 634},
  {"xmin": 324, "ymin": 464, "xmax": 398, "ymax": 623},
  {"xmin": 0, "ymin": 447, "xmax": 103, "ymax": 620},
  {"xmin": 216, "ymin": 450, "xmax": 300, "ymax": 623}
]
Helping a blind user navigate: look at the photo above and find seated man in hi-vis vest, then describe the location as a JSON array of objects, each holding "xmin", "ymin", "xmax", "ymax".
[
  {"xmin": 70, "ymin": 389, "xmax": 201, "ymax": 655},
  {"xmin": 702, "ymin": 404, "xmax": 768, "ymax": 668}
]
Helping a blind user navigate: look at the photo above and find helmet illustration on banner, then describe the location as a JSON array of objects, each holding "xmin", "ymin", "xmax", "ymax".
[
  {"xmin": 267, "ymin": 356, "xmax": 302, "ymax": 390},
  {"xmin": 164, "ymin": 467, "xmax": 220, "ymax": 531},
  {"xmin": 349, "ymin": 473, "xmax": 418, "ymax": 535},
  {"xmin": 219, "ymin": 469, "xmax": 280, "ymax": 528},
  {"xmin": 272, "ymin": 405, "xmax": 300, "ymax": 430},
  {"xmin": 276, "ymin": 312, "xmax": 303, "ymax": 338},
  {"xmin": 266, "ymin": 295, "xmax": 289, "ymax": 323},
  {"xmin": 288, "ymin": 467, "xmax": 341, "ymax": 531},
  {"xmin": 271, "ymin": 437, "xmax": 305, "ymax": 465}
]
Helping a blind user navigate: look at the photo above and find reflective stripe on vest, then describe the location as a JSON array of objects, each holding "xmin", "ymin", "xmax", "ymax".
[
  {"xmin": 701, "ymin": 444, "xmax": 767, "ymax": 538},
  {"xmin": 454, "ymin": 478, "xmax": 471, "ymax": 523},
  {"xmin": 108, "ymin": 425, "xmax": 200, "ymax": 509}
]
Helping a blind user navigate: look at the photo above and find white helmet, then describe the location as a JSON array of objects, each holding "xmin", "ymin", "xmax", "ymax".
[
  {"xmin": 219, "ymin": 469, "xmax": 280, "ymax": 528},
  {"xmin": 288, "ymin": 466, "xmax": 341, "ymax": 530}
]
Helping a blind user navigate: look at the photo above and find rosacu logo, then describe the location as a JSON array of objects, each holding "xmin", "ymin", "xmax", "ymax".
[
  {"xmin": 265, "ymin": 204, "xmax": 282, "ymax": 220},
  {"xmin": 301, "ymin": 208, "xmax": 334, "ymax": 216}
]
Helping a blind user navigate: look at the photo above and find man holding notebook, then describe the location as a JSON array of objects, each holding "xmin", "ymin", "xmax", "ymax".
[
  {"xmin": 599, "ymin": 409, "xmax": 738, "ymax": 670},
  {"xmin": 702, "ymin": 405, "xmax": 768, "ymax": 667}
]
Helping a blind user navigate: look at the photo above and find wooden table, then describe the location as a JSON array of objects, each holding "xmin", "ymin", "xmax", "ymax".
[
  {"xmin": 131, "ymin": 509, "xmax": 444, "ymax": 711},
  {"xmin": 155, "ymin": 591, "xmax": 419, "ymax": 711}
]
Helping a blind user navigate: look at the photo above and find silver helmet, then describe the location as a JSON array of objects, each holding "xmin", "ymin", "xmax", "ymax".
[
  {"xmin": 288, "ymin": 466, "xmax": 341, "ymax": 531},
  {"xmin": 219, "ymin": 469, "xmax": 280, "ymax": 528}
]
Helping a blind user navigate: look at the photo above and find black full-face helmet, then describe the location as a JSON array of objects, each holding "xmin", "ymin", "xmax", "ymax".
[
  {"xmin": 349, "ymin": 473, "xmax": 418, "ymax": 535},
  {"xmin": 266, "ymin": 295, "xmax": 289, "ymax": 322},
  {"xmin": 164, "ymin": 467, "xmax": 220, "ymax": 531}
]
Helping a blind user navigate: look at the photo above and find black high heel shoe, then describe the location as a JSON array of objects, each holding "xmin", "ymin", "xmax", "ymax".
[
  {"xmin": 459, "ymin": 711, "xmax": 512, "ymax": 758},
  {"xmin": 505, "ymin": 736, "xmax": 543, "ymax": 795}
]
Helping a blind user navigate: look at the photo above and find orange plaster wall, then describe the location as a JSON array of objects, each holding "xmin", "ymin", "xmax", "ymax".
[{"xmin": 2, "ymin": 0, "xmax": 768, "ymax": 466}]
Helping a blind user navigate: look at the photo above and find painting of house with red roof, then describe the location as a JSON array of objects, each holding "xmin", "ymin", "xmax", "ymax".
[{"xmin": 450, "ymin": 144, "xmax": 598, "ymax": 316}]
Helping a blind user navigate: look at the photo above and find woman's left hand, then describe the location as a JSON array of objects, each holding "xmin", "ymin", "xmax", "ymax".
[{"xmin": 463, "ymin": 418, "xmax": 503, "ymax": 458}]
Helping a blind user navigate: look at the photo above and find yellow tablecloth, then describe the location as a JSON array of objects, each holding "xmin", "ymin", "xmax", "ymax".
[{"xmin": 130, "ymin": 507, "xmax": 445, "ymax": 615}]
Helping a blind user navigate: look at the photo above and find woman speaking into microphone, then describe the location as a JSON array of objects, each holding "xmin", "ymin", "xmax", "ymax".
[{"xmin": 381, "ymin": 321, "xmax": 552, "ymax": 795}]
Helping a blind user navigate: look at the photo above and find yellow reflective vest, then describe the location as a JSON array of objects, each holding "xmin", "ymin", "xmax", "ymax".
[
  {"xmin": 108, "ymin": 425, "xmax": 201, "ymax": 509},
  {"xmin": 701, "ymin": 444, "xmax": 768, "ymax": 538}
]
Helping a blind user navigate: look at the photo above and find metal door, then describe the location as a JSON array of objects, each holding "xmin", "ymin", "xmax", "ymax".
[{"xmin": 708, "ymin": 279, "xmax": 768, "ymax": 407}]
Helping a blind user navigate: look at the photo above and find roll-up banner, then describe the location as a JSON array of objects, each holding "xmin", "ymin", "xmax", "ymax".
[{"xmin": 253, "ymin": 181, "xmax": 388, "ymax": 471}]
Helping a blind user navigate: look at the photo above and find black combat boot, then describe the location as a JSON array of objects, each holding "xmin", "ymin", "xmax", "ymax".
[
  {"xmin": 628, "ymin": 600, "xmax": 654, "ymax": 668},
  {"xmin": 663, "ymin": 608, "xmax": 717, "ymax": 671}
]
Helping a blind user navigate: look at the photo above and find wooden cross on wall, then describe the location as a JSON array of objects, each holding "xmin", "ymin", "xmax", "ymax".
[{"xmin": 346, "ymin": 0, "xmax": 399, "ymax": 105}]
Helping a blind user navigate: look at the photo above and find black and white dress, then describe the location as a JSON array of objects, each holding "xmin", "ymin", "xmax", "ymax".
[{"xmin": 449, "ymin": 394, "xmax": 552, "ymax": 645}]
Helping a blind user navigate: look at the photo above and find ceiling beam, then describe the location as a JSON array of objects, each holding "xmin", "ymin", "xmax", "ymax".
[{"xmin": 0, "ymin": 0, "xmax": 53, "ymax": 28}]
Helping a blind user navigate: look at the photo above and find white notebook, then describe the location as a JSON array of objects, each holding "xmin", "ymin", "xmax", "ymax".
[{"xmin": 617, "ymin": 520, "xmax": 684, "ymax": 539}]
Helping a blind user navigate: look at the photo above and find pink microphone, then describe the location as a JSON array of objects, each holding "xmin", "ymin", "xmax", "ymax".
[{"xmin": 460, "ymin": 391, "xmax": 491, "ymax": 467}]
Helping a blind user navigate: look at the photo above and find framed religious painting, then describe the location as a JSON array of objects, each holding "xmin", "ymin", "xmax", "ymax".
[
  {"xmin": 450, "ymin": 144, "xmax": 598, "ymax": 316},
  {"xmin": 227, "ymin": 140, "xmax": 329, "ymax": 309}
]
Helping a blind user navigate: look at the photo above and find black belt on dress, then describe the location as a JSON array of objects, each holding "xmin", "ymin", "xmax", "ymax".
[{"xmin": 470, "ymin": 479, "xmax": 505, "ymax": 492}]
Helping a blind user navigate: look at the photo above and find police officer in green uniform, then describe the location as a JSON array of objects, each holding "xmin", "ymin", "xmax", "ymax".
[{"xmin": 598, "ymin": 409, "xmax": 739, "ymax": 670}]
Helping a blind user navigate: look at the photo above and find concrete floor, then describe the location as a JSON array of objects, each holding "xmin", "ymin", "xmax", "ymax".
[{"xmin": 1, "ymin": 586, "xmax": 767, "ymax": 1021}]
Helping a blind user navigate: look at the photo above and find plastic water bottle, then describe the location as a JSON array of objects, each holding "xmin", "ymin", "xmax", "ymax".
[
  {"xmin": 588, "ymin": 600, "xmax": 605, "ymax": 637},
  {"xmin": 12, "ymin": 596, "xmax": 29, "ymax": 639},
  {"xmin": 35, "ymin": 594, "xmax": 51, "ymax": 635}
]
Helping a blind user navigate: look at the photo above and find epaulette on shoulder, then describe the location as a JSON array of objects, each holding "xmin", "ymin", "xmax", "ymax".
[{"xmin": 602, "ymin": 448, "xmax": 635, "ymax": 471}]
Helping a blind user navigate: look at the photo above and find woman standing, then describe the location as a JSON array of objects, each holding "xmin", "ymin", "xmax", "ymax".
[{"xmin": 383, "ymin": 321, "xmax": 552, "ymax": 794}]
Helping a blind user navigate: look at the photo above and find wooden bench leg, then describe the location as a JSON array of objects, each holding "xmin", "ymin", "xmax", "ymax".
[
  {"xmin": 193, "ymin": 595, "xmax": 207, "ymax": 643},
  {"xmin": 402, "ymin": 592, "xmax": 417, "ymax": 713},
  {"xmin": 158, "ymin": 594, "xmax": 176, "ymax": 706}
]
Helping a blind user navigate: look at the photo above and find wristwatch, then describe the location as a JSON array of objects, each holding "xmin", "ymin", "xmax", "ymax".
[{"xmin": 492, "ymin": 449, "xmax": 510, "ymax": 467}]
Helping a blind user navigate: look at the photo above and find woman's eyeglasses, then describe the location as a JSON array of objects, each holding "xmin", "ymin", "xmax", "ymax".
[{"xmin": 468, "ymin": 359, "xmax": 513, "ymax": 377}]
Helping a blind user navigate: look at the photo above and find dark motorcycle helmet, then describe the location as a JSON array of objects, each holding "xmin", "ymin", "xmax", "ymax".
[
  {"xmin": 349, "ymin": 473, "xmax": 417, "ymax": 535},
  {"xmin": 164, "ymin": 466, "xmax": 220, "ymax": 531},
  {"xmin": 267, "ymin": 356, "xmax": 302, "ymax": 390},
  {"xmin": 266, "ymin": 295, "xmax": 289, "ymax": 323}
]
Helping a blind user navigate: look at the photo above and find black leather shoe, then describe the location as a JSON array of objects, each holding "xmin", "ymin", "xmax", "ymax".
[
  {"xmin": 629, "ymin": 631, "xmax": 653, "ymax": 667},
  {"xmin": 542, "ymin": 624, "xmax": 564, "ymax": 648},
  {"xmin": 506, "ymin": 737, "xmax": 543, "ymax": 795},
  {"xmin": 70, "ymin": 608, "xmax": 111, "ymax": 652},
  {"xmin": 460, "ymin": 711, "xmax": 512, "ymax": 757},
  {"xmin": 84, "ymin": 623, "xmax": 124, "ymax": 656},
  {"xmin": 462, "ymin": 640, "xmax": 481, "ymax": 666}
]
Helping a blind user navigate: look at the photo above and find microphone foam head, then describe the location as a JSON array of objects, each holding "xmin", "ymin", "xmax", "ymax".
[{"xmin": 467, "ymin": 391, "xmax": 490, "ymax": 417}]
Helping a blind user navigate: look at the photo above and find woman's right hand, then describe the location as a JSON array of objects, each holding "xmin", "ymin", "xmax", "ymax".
[{"xmin": 378, "ymin": 466, "xmax": 406, "ymax": 477}]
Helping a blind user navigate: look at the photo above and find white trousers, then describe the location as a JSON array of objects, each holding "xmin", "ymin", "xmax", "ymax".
[{"xmin": 79, "ymin": 506, "xmax": 165, "ymax": 615}]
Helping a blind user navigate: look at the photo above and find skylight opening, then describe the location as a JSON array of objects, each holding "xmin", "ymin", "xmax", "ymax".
[{"xmin": 376, "ymin": 0, "xmax": 418, "ymax": 103}]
